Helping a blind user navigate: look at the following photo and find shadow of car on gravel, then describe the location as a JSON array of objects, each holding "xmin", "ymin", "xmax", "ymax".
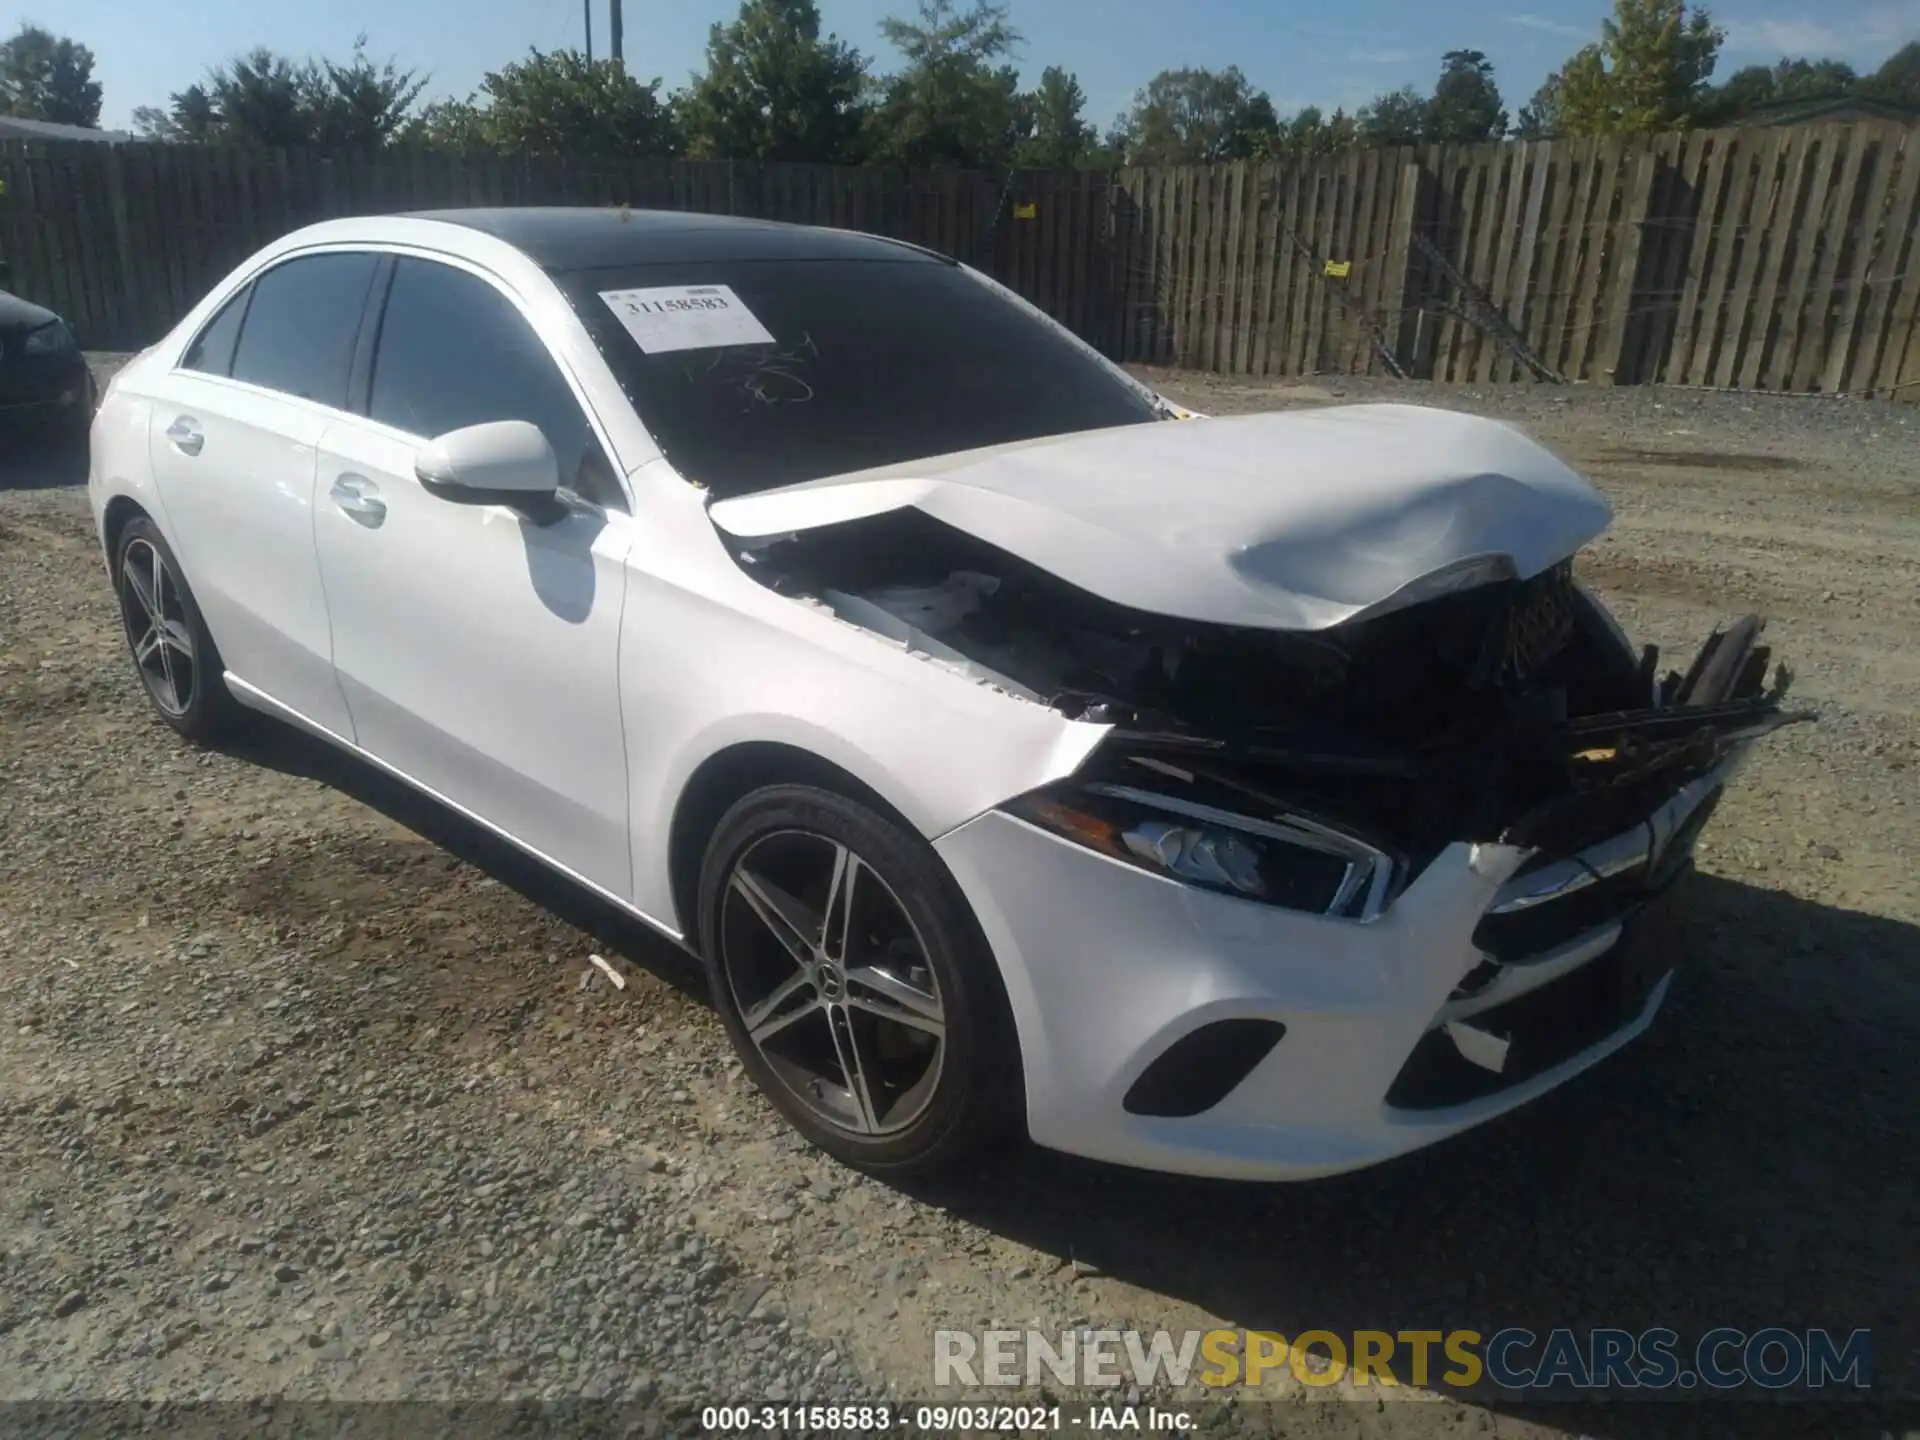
[
  {"xmin": 219, "ymin": 722, "xmax": 1911, "ymax": 1438},
  {"xmin": 218, "ymin": 721, "xmax": 710, "ymax": 1004}
]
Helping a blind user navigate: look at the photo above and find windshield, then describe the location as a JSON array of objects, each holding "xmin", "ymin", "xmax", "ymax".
[{"xmin": 553, "ymin": 257, "xmax": 1162, "ymax": 497}]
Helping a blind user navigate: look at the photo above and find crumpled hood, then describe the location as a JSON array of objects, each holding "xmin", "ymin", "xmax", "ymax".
[{"xmin": 706, "ymin": 404, "xmax": 1613, "ymax": 631}]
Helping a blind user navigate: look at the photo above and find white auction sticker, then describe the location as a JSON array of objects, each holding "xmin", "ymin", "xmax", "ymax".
[{"xmin": 598, "ymin": 284, "xmax": 776, "ymax": 354}]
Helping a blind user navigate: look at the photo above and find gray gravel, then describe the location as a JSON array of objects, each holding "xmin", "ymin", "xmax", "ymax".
[{"xmin": 0, "ymin": 358, "xmax": 1913, "ymax": 1438}]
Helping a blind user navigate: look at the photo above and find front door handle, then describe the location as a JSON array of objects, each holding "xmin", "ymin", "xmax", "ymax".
[
  {"xmin": 329, "ymin": 473, "xmax": 387, "ymax": 528},
  {"xmin": 165, "ymin": 416, "xmax": 203, "ymax": 456}
]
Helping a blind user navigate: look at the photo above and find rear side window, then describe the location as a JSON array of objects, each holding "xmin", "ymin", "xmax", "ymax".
[
  {"xmin": 229, "ymin": 253, "xmax": 379, "ymax": 408},
  {"xmin": 181, "ymin": 287, "xmax": 250, "ymax": 376},
  {"xmin": 368, "ymin": 258, "xmax": 620, "ymax": 509}
]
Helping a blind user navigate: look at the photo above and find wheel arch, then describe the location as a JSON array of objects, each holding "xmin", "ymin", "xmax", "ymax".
[
  {"xmin": 102, "ymin": 493, "xmax": 149, "ymax": 565},
  {"xmin": 670, "ymin": 737, "xmax": 1031, "ymax": 1141},
  {"xmin": 666, "ymin": 740, "xmax": 919, "ymax": 947}
]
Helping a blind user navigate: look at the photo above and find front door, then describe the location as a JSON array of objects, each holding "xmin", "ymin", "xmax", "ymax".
[{"xmin": 311, "ymin": 255, "xmax": 635, "ymax": 899}]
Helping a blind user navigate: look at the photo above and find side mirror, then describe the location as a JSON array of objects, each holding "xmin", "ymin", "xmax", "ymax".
[{"xmin": 415, "ymin": 420, "xmax": 563, "ymax": 523}]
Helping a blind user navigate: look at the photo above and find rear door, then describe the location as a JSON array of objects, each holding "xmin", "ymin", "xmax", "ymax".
[
  {"xmin": 147, "ymin": 251, "xmax": 381, "ymax": 737},
  {"xmin": 312, "ymin": 254, "xmax": 635, "ymax": 898}
]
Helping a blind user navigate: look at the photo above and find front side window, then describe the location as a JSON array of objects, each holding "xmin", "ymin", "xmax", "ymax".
[
  {"xmin": 554, "ymin": 257, "xmax": 1161, "ymax": 498},
  {"xmin": 227, "ymin": 252, "xmax": 379, "ymax": 409},
  {"xmin": 181, "ymin": 287, "xmax": 250, "ymax": 376},
  {"xmin": 368, "ymin": 258, "xmax": 621, "ymax": 510}
]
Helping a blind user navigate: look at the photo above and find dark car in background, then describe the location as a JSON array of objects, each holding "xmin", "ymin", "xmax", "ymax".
[{"xmin": 1, "ymin": 285, "xmax": 94, "ymax": 447}]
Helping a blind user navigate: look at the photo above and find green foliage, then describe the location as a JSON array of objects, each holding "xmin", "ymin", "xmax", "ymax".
[
  {"xmin": 1110, "ymin": 66, "xmax": 1280, "ymax": 165},
  {"xmin": 314, "ymin": 38, "xmax": 429, "ymax": 146},
  {"xmin": 1553, "ymin": 0, "xmax": 1723, "ymax": 135},
  {"xmin": 1427, "ymin": 49, "xmax": 1507, "ymax": 141},
  {"xmin": 1356, "ymin": 87, "xmax": 1428, "ymax": 146},
  {"xmin": 1860, "ymin": 40, "xmax": 1920, "ymax": 105},
  {"xmin": 1514, "ymin": 69, "xmax": 1568, "ymax": 137},
  {"xmin": 135, "ymin": 37, "xmax": 423, "ymax": 146},
  {"xmin": 407, "ymin": 51, "xmax": 678, "ymax": 156},
  {"xmin": 1265, "ymin": 106, "xmax": 1358, "ymax": 158},
  {"xmin": 866, "ymin": 0, "xmax": 1024, "ymax": 169},
  {"xmin": 679, "ymin": 0, "xmax": 869, "ymax": 162},
  {"xmin": 1015, "ymin": 66, "xmax": 1095, "ymax": 168},
  {"xmin": 0, "ymin": 21, "xmax": 103, "ymax": 127}
]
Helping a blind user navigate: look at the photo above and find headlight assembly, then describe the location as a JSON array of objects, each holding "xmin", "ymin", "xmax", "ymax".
[
  {"xmin": 1002, "ymin": 781, "xmax": 1393, "ymax": 919},
  {"xmin": 21, "ymin": 320, "xmax": 76, "ymax": 356}
]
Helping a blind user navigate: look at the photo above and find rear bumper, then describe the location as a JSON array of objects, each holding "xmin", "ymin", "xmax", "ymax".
[{"xmin": 935, "ymin": 751, "xmax": 1740, "ymax": 1181}]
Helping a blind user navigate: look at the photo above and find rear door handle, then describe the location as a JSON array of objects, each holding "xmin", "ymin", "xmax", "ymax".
[
  {"xmin": 165, "ymin": 417, "xmax": 203, "ymax": 456},
  {"xmin": 329, "ymin": 473, "xmax": 387, "ymax": 528}
]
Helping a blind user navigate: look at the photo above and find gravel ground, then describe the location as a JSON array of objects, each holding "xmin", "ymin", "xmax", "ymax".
[{"xmin": 0, "ymin": 359, "xmax": 1914, "ymax": 1438}]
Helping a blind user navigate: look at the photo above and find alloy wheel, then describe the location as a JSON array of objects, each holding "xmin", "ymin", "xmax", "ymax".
[
  {"xmin": 118, "ymin": 537, "xmax": 196, "ymax": 718},
  {"xmin": 719, "ymin": 831, "xmax": 946, "ymax": 1136}
]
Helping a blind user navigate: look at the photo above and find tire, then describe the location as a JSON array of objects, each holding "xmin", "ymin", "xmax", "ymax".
[
  {"xmin": 696, "ymin": 783, "xmax": 1021, "ymax": 1177},
  {"xmin": 113, "ymin": 515, "xmax": 246, "ymax": 742}
]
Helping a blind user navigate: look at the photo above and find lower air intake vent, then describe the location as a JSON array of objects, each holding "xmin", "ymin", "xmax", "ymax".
[{"xmin": 1122, "ymin": 1020, "xmax": 1287, "ymax": 1118}]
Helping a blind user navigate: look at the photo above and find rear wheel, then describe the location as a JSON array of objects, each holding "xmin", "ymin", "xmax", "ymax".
[
  {"xmin": 696, "ymin": 783, "xmax": 1019, "ymax": 1176},
  {"xmin": 114, "ymin": 516, "xmax": 244, "ymax": 742}
]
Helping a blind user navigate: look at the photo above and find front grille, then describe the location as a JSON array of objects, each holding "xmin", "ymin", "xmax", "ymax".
[{"xmin": 1500, "ymin": 561, "xmax": 1576, "ymax": 683}]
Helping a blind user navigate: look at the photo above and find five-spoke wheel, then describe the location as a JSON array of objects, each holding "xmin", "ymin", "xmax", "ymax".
[
  {"xmin": 698, "ymin": 784, "xmax": 1019, "ymax": 1174},
  {"xmin": 113, "ymin": 515, "xmax": 241, "ymax": 741},
  {"xmin": 117, "ymin": 535, "xmax": 197, "ymax": 718}
]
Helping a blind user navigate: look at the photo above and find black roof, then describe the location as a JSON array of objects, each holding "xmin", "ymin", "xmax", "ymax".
[{"xmin": 404, "ymin": 207, "xmax": 949, "ymax": 272}]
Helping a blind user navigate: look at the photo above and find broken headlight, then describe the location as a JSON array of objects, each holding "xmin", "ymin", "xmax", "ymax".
[{"xmin": 1002, "ymin": 782, "xmax": 1391, "ymax": 919}]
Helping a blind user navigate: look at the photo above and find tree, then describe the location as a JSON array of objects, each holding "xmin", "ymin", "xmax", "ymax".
[
  {"xmin": 402, "ymin": 97, "xmax": 491, "ymax": 150},
  {"xmin": 1860, "ymin": 40, "xmax": 1920, "ymax": 105},
  {"xmin": 1356, "ymin": 86, "xmax": 1428, "ymax": 146},
  {"xmin": 1110, "ymin": 67, "xmax": 1280, "ymax": 165},
  {"xmin": 1514, "ymin": 69, "xmax": 1569, "ymax": 136},
  {"xmin": 1014, "ymin": 65, "xmax": 1094, "ymax": 167},
  {"xmin": 140, "ymin": 40, "xmax": 423, "ymax": 146},
  {"xmin": 311, "ymin": 36, "xmax": 428, "ymax": 147},
  {"xmin": 1554, "ymin": 0, "xmax": 1723, "ymax": 135},
  {"xmin": 403, "ymin": 51, "xmax": 677, "ymax": 156},
  {"xmin": 201, "ymin": 48, "xmax": 319, "ymax": 147},
  {"xmin": 679, "ymin": 0, "xmax": 868, "ymax": 162},
  {"xmin": 1266, "ymin": 105, "xmax": 1356, "ymax": 157},
  {"xmin": 0, "ymin": 22, "xmax": 103, "ymax": 126},
  {"xmin": 867, "ymin": 0, "xmax": 1024, "ymax": 169},
  {"xmin": 1427, "ymin": 49, "xmax": 1506, "ymax": 141}
]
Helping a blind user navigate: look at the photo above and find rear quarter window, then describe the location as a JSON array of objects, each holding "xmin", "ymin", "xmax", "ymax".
[
  {"xmin": 181, "ymin": 287, "xmax": 250, "ymax": 376},
  {"xmin": 228, "ymin": 252, "xmax": 380, "ymax": 408}
]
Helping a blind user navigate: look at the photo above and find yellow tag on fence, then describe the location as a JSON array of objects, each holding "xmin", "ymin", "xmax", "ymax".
[
  {"xmin": 1323, "ymin": 259, "xmax": 1351, "ymax": 278},
  {"xmin": 1013, "ymin": 202, "xmax": 1037, "ymax": 220}
]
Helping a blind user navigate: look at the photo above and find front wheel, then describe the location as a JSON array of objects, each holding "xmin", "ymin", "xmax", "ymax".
[{"xmin": 696, "ymin": 783, "xmax": 1021, "ymax": 1176}]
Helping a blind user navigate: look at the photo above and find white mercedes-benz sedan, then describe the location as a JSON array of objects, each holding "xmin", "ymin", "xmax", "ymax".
[{"xmin": 88, "ymin": 208, "xmax": 1803, "ymax": 1180}]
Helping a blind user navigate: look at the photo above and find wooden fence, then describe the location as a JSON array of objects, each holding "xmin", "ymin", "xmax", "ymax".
[{"xmin": 4, "ymin": 124, "xmax": 1919, "ymax": 400}]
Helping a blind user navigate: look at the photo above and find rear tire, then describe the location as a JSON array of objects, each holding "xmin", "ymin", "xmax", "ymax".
[
  {"xmin": 113, "ymin": 516, "xmax": 246, "ymax": 743},
  {"xmin": 696, "ymin": 783, "xmax": 1021, "ymax": 1177}
]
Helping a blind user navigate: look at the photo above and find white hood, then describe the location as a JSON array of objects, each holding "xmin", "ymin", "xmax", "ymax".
[{"xmin": 706, "ymin": 404, "xmax": 1613, "ymax": 631}]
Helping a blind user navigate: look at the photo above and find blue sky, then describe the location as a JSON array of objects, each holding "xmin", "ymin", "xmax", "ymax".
[{"xmin": 42, "ymin": 0, "xmax": 1920, "ymax": 134}]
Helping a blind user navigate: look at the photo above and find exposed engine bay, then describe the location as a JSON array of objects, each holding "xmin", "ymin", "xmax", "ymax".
[{"xmin": 736, "ymin": 506, "xmax": 1810, "ymax": 887}]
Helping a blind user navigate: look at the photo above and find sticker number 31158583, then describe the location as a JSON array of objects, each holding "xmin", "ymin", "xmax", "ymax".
[{"xmin": 598, "ymin": 284, "xmax": 777, "ymax": 354}]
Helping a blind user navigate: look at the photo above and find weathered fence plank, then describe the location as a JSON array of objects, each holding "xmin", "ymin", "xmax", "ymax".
[{"xmin": 5, "ymin": 131, "xmax": 1918, "ymax": 398}]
